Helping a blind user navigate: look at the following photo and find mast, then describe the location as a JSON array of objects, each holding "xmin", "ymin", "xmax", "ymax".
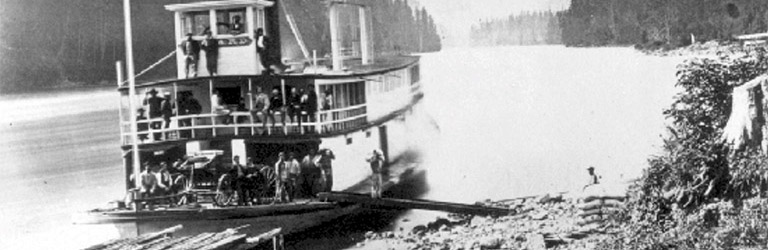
[{"xmin": 123, "ymin": 0, "xmax": 141, "ymax": 191}]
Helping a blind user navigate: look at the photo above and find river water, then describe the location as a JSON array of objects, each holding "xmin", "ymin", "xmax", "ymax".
[{"xmin": 0, "ymin": 46, "xmax": 680, "ymax": 249}]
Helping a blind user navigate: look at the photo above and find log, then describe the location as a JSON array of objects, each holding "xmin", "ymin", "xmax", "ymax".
[
  {"xmin": 234, "ymin": 228, "xmax": 283, "ymax": 250},
  {"xmin": 318, "ymin": 192, "xmax": 512, "ymax": 216},
  {"xmin": 199, "ymin": 234, "xmax": 247, "ymax": 250}
]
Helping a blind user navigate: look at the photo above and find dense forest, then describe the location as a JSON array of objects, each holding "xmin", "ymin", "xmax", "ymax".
[
  {"xmin": 469, "ymin": 11, "xmax": 562, "ymax": 46},
  {"xmin": 0, "ymin": 0, "xmax": 441, "ymax": 93},
  {"xmin": 559, "ymin": 0, "xmax": 768, "ymax": 48}
]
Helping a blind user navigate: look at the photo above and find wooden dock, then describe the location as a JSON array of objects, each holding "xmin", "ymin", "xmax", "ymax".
[
  {"xmin": 84, "ymin": 225, "xmax": 281, "ymax": 250},
  {"xmin": 317, "ymin": 192, "xmax": 513, "ymax": 216}
]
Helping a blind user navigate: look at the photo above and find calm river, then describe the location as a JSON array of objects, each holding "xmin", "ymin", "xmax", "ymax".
[{"xmin": 0, "ymin": 46, "xmax": 680, "ymax": 249}]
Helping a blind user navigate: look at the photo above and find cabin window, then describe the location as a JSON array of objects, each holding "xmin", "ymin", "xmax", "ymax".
[
  {"xmin": 183, "ymin": 11, "xmax": 210, "ymax": 36},
  {"xmin": 319, "ymin": 81, "xmax": 366, "ymax": 110},
  {"xmin": 216, "ymin": 8, "xmax": 247, "ymax": 35},
  {"xmin": 410, "ymin": 65, "xmax": 420, "ymax": 85},
  {"xmin": 254, "ymin": 8, "xmax": 266, "ymax": 34}
]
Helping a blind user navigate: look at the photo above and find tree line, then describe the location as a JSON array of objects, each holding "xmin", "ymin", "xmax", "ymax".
[
  {"xmin": 0, "ymin": 0, "xmax": 441, "ymax": 93},
  {"xmin": 559, "ymin": 0, "xmax": 768, "ymax": 48},
  {"xmin": 470, "ymin": 11, "xmax": 562, "ymax": 46}
]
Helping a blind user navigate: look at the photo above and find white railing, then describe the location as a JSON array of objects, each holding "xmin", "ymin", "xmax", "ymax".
[{"xmin": 121, "ymin": 105, "xmax": 368, "ymax": 145}]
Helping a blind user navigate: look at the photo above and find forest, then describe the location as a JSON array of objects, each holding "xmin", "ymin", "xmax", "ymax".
[
  {"xmin": 559, "ymin": 0, "xmax": 768, "ymax": 48},
  {"xmin": 0, "ymin": 0, "xmax": 441, "ymax": 93},
  {"xmin": 469, "ymin": 11, "xmax": 562, "ymax": 46}
]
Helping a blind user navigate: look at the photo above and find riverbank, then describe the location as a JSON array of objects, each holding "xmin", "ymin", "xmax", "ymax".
[
  {"xmin": 639, "ymin": 40, "xmax": 745, "ymax": 58},
  {"xmin": 357, "ymin": 188, "xmax": 627, "ymax": 250}
]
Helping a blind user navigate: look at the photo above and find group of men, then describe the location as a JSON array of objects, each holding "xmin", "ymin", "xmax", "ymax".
[
  {"xmin": 179, "ymin": 26, "xmax": 273, "ymax": 78},
  {"xmin": 250, "ymin": 85, "xmax": 319, "ymax": 130},
  {"xmin": 137, "ymin": 89, "xmax": 202, "ymax": 141},
  {"xmin": 228, "ymin": 149, "xmax": 335, "ymax": 205}
]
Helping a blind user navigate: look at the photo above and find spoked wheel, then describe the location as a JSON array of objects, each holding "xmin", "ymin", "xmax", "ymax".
[
  {"xmin": 259, "ymin": 167, "xmax": 278, "ymax": 199},
  {"xmin": 214, "ymin": 174, "xmax": 236, "ymax": 207}
]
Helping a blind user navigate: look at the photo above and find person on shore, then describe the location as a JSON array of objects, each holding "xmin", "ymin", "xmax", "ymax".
[
  {"xmin": 201, "ymin": 31, "xmax": 219, "ymax": 76},
  {"xmin": 314, "ymin": 149, "xmax": 335, "ymax": 192},
  {"xmin": 143, "ymin": 88, "xmax": 164, "ymax": 141},
  {"xmin": 268, "ymin": 87, "xmax": 286, "ymax": 129},
  {"xmin": 285, "ymin": 152, "xmax": 301, "ymax": 201},
  {"xmin": 274, "ymin": 152, "xmax": 289, "ymax": 203},
  {"xmin": 160, "ymin": 92, "xmax": 174, "ymax": 130},
  {"xmin": 179, "ymin": 33, "xmax": 201, "ymax": 78},
  {"xmin": 584, "ymin": 166, "xmax": 600, "ymax": 190},
  {"xmin": 366, "ymin": 149, "xmax": 385, "ymax": 198},
  {"xmin": 252, "ymin": 86, "xmax": 270, "ymax": 129}
]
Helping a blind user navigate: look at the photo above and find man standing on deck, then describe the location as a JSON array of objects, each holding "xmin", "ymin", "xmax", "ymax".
[
  {"xmin": 366, "ymin": 149, "xmax": 385, "ymax": 198},
  {"xmin": 314, "ymin": 149, "xmax": 335, "ymax": 192},
  {"xmin": 268, "ymin": 88, "xmax": 286, "ymax": 129},
  {"xmin": 179, "ymin": 33, "xmax": 201, "ymax": 78},
  {"xmin": 143, "ymin": 89, "xmax": 163, "ymax": 141},
  {"xmin": 201, "ymin": 31, "xmax": 219, "ymax": 76},
  {"xmin": 285, "ymin": 152, "xmax": 301, "ymax": 201},
  {"xmin": 274, "ymin": 152, "xmax": 289, "ymax": 203},
  {"xmin": 301, "ymin": 150, "xmax": 318, "ymax": 196},
  {"xmin": 252, "ymin": 86, "xmax": 270, "ymax": 130},
  {"xmin": 160, "ymin": 92, "xmax": 174, "ymax": 129},
  {"xmin": 232, "ymin": 155, "xmax": 251, "ymax": 206}
]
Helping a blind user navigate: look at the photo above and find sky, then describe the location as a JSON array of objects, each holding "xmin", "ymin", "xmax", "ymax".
[{"xmin": 415, "ymin": 0, "xmax": 571, "ymax": 46}]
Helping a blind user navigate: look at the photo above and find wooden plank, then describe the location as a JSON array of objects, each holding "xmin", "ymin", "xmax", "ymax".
[
  {"xmin": 234, "ymin": 228, "xmax": 282, "ymax": 250},
  {"xmin": 318, "ymin": 192, "xmax": 513, "ymax": 216}
]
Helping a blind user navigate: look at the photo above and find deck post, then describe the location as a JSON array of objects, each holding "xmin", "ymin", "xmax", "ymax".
[
  {"xmin": 123, "ymin": 0, "xmax": 142, "ymax": 204},
  {"xmin": 116, "ymin": 61, "xmax": 125, "ymax": 144},
  {"xmin": 359, "ymin": 6, "xmax": 371, "ymax": 65},
  {"xmin": 210, "ymin": 79, "xmax": 216, "ymax": 137},
  {"xmin": 281, "ymin": 78, "xmax": 287, "ymax": 134},
  {"xmin": 329, "ymin": 3, "xmax": 342, "ymax": 71}
]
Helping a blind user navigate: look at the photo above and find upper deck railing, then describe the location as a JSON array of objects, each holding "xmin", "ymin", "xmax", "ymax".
[{"xmin": 121, "ymin": 104, "xmax": 368, "ymax": 146}]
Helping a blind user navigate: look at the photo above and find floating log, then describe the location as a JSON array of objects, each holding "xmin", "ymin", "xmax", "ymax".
[{"xmin": 318, "ymin": 191, "xmax": 513, "ymax": 216}]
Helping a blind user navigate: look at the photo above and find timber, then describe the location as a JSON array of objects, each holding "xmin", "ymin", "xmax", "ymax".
[
  {"xmin": 318, "ymin": 192, "xmax": 514, "ymax": 216},
  {"xmin": 83, "ymin": 225, "xmax": 281, "ymax": 250}
]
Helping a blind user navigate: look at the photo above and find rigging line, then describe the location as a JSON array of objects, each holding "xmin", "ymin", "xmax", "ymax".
[{"xmin": 120, "ymin": 50, "xmax": 177, "ymax": 85}]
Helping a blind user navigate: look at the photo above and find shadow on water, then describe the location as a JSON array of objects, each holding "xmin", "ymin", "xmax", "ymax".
[{"xmin": 283, "ymin": 167, "xmax": 430, "ymax": 249}]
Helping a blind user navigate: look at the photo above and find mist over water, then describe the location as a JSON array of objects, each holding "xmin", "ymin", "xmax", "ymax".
[{"xmin": 0, "ymin": 46, "xmax": 681, "ymax": 249}]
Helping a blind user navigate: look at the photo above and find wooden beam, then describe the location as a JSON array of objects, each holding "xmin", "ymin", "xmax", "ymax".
[{"xmin": 318, "ymin": 192, "xmax": 513, "ymax": 216}]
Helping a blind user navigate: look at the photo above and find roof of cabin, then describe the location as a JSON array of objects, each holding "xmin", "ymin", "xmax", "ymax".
[{"xmin": 165, "ymin": 0, "xmax": 274, "ymax": 12}]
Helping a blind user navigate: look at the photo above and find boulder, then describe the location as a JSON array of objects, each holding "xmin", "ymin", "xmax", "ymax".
[
  {"xmin": 478, "ymin": 236, "xmax": 504, "ymax": 249},
  {"xmin": 525, "ymin": 233, "xmax": 546, "ymax": 250}
]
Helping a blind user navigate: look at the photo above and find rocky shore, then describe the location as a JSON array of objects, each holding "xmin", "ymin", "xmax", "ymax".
[
  {"xmin": 359, "ymin": 191, "xmax": 625, "ymax": 250},
  {"xmin": 642, "ymin": 40, "xmax": 744, "ymax": 58}
]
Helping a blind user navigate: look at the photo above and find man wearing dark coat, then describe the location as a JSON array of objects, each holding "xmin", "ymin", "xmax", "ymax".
[
  {"xmin": 201, "ymin": 31, "xmax": 219, "ymax": 76},
  {"xmin": 179, "ymin": 33, "xmax": 201, "ymax": 78}
]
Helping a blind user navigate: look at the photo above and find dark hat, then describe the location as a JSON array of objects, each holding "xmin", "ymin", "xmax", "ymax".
[
  {"xmin": 587, "ymin": 166, "xmax": 595, "ymax": 171},
  {"xmin": 137, "ymin": 107, "xmax": 145, "ymax": 112},
  {"xmin": 186, "ymin": 32, "xmax": 193, "ymax": 36},
  {"xmin": 147, "ymin": 88, "xmax": 158, "ymax": 94}
]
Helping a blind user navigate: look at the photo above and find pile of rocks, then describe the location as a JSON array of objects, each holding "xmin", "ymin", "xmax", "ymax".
[{"xmin": 360, "ymin": 194, "xmax": 621, "ymax": 250}]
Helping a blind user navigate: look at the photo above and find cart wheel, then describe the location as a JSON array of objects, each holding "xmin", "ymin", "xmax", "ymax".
[{"xmin": 214, "ymin": 174, "xmax": 235, "ymax": 207}]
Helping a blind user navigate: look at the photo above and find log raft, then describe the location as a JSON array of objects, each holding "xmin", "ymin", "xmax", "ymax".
[{"xmin": 84, "ymin": 225, "xmax": 281, "ymax": 250}]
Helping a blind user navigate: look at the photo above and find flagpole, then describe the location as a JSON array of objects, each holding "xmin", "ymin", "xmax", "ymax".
[{"xmin": 123, "ymin": 0, "xmax": 141, "ymax": 195}]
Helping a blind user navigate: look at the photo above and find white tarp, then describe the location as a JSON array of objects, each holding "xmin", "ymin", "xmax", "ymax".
[{"xmin": 722, "ymin": 74, "xmax": 768, "ymax": 147}]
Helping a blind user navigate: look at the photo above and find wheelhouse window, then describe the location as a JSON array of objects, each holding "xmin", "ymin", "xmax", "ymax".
[
  {"xmin": 183, "ymin": 11, "xmax": 210, "ymax": 35},
  {"xmin": 216, "ymin": 8, "xmax": 247, "ymax": 35},
  {"xmin": 410, "ymin": 65, "xmax": 420, "ymax": 85}
]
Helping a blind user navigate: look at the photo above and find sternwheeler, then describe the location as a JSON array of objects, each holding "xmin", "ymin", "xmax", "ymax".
[{"xmin": 77, "ymin": 0, "xmax": 428, "ymax": 238}]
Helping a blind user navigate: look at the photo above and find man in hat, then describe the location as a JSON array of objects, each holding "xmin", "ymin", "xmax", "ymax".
[
  {"xmin": 143, "ymin": 89, "xmax": 164, "ymax": 140},
  {"xmin": 366, "ymin": 149, "xmax": 385, "ymax": 198},
  {"xmin": 201, "ymin": 31, "xmax": 219, "ymax": 76},
  {"xmin": 179, "ymin": 33, "xmax": 201, "ymax": 78},
  {"xmin": 160, "ymin": 92, "xmax": 174, "ymax": 129},
  {"xmin": 584, "ymin": 166, "xmax": 600, "ymax": 190},
  {"xmin": 136, "ymin": 107, "xmax": 149, "ymax": 141}
]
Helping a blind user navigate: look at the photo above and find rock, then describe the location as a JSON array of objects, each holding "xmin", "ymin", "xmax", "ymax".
[
  {"xmin": 531, "ymin": 211, "xmax": 548, "ymax": 220},
  {"xmin": 525, "ymin": 233, "xmax": 546, "ymax": 250},
  {"xmin": 478, "ymin": 236, "xmax": 504, "ymax": 249},
  {"xmin": 428, "ymin": 218, "xmax": 452, "ymax": 231},
  {"xmin": 385, "ymin": 232, "xmax": 396, "ymax": 238},
  {"xmin": 365, "ymin": 231, "xmax": 376, "ymax": 239},
  {"xmin": 439, "ymin": 224, "xmax": 450, "ymax": 231},
  {"xmin": 470, "ymin": 216, "xmax": 489, "ymax": 227},
  {"xmin": 402, "ymin": 218, "xmax": 410, "ymax": 222},
  {"xmin": 356, "ymin": 242, "xmax": 365, "ymax": 248},
  {"xmin": 412, "ymin": 225, "xmax": 428, "ymax": 234}
]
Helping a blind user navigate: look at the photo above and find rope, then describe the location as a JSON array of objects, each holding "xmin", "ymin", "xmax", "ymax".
[{"xmin": 121, "ymin": 50, "xmax": 177, "ymax": 85}]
